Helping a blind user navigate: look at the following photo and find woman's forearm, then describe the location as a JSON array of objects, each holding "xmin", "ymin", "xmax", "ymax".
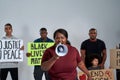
[
  {"xmin": 78, "ymin": 61, "xmax": 90, "ymax": 77},
  {"xmin": 41, "ymin": 56, "xmax": 59, "ymax": 71}
]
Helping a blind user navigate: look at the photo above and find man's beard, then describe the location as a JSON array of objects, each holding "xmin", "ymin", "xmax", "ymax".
[{"xmin": 90, "ymin": 37, "xmax": 96, "ymax": 40}]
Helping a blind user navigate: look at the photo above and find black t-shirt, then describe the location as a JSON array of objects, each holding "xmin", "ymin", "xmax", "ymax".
[{"xmin": 80, "ymin": 39, "xmax": 106, "ymax": 68}]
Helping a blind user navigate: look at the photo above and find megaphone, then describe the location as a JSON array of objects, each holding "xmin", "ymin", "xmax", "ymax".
[{"xmin": 55, "ymin": 43, "xmax": 68, "ymax": 56}]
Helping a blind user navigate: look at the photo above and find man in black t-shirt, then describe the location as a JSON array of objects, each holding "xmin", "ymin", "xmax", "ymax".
[{"xmin": 80, "ymin": 28, "xmax": 106, "ymax": 69}]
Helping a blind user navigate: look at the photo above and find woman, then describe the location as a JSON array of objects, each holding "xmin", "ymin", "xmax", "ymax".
[{"xmin": 41, "ymin": 28, "xmax": 92, "ymax": 80}]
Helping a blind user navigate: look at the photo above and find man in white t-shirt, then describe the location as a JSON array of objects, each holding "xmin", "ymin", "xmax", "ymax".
[{"xmin": 0, "ymin": 23, "xmax": 24, "ymax": 80}]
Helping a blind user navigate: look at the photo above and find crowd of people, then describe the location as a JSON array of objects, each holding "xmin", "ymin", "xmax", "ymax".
[{"xmin": 0, "ymin": 23, "xmax": 119, "ymax": 80}]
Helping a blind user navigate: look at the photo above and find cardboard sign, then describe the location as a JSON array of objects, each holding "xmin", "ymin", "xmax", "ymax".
[
  {"xmin": 78, "ymin": 69, "xmax": 114, "ymax": 80},
  {"xmin": 27, "ymin": 42, "xmax": 54, "ymax": 66},
  {"xmin": 110, "ymin": 49, "xmax": 120, "ymax": 69},
  {"xmin": 0, "ymin": 39, "xmax": 23, "ymax": 62}
]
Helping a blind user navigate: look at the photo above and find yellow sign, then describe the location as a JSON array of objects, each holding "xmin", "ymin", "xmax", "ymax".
[{"xmin": 27, "ymin": 42, "xmax": 54, "ymax": 66}]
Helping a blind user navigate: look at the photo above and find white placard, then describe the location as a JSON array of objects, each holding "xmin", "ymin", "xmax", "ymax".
[{"xmin": 0, "ymin": 39, "xmax": 24, "ymax": 62}]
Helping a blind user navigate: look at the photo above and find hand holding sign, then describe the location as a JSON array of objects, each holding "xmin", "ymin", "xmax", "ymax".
[
  {"xmin": 20, "ymin": 45, "xmax": 24, "ymax": 50},
  {"xmin": 26, "ymin": 53, "xmax": 31, "ymax": 57}
]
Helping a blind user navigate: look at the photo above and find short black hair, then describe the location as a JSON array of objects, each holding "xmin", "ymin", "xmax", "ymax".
[
  {"xmin": 89, "ymin": 55, "xmax": 101, "ymax": 66},
  {"xmin": 5, "ymin": 23, "xmax": 12, "ymax": 28},
  {"xmin": 53, "ymin": 28, "xmax": 68, "ymax": 39},
  {"xmin": 40, "ymin": 28, "xmax": 47, "ymax": 32},
  {"xmin": 66, "ymin": 40, "xmax": 71, "ymax": 45},
  {"xmin": 89, "ymin": 28, "xmax": 97, "ymax": 32}
]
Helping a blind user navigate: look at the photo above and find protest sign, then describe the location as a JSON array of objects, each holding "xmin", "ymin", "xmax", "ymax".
[
  {"xmin": 78, "ymin": 69, "xmax": 114, "ymax": 80},
  {"xmin": 0, "ymin": 39, "xmax": 23, "ymax": 62},
  {"xmin": 27, "ymin": 42, "xmax": 54, "ymax": 66},
  {"xmin": 110, "ymin": 49, "xmax": 120, "ymax": 69}
]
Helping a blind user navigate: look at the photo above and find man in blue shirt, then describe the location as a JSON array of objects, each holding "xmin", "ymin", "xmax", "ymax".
[{"xmin": 27, "ymin": 28, "xmax": 53, "ymax": 80}]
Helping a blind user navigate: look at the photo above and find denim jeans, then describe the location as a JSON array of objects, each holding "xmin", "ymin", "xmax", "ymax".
[{"xmin": 34, "ymin": 66, "xmax": 50, "ymax": 80}]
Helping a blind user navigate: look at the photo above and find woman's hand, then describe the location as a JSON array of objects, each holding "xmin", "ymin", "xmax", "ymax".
[
  {"xmin": 87, "ymin": 75, "xmax": 92, "ymax": 80},
  {"xmin": 53, "ymin": 54, "xmax": 60, "ymax": 60},
  {"xmin": 41, "ymin": 55, "xmax": 60, "ymax": 71}
]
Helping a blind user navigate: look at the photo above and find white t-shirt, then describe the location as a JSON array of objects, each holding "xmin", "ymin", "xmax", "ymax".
[{"xmin": 0, "ymin": 35, "xmax": 18, "ymax": 68}]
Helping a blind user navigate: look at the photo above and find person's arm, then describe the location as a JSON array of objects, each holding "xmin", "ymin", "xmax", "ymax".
[
  {"xmin": 41, "ymin": 55, "xmax": 59, "ymax": 71},
  {"xmin": 80, "ymin": 49, "xmax": 86, "ymax": 63},
  {"xmin": 78, "ymin": 61, "xmax": 92, "ymax": 80},
  {"xmin": 99, "ymin": 49, "xmax": 107, "ymax": 69}
]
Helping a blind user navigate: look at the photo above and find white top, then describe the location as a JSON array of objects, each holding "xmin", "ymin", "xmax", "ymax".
[{"xmin": 0, "ymin": 35, "xmax": 18, "ymax": 68}]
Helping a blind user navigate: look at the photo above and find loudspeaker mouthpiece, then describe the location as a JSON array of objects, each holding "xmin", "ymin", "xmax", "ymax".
[{"xmin": 55, "ymin": 43, "xmax": 68, "ymax": 56}]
